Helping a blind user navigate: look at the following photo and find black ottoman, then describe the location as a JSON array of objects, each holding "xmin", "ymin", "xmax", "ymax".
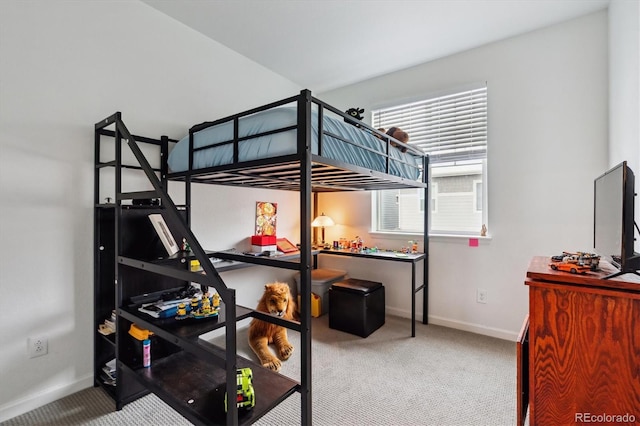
[{"xmin": 329, "ymin": 278, "xmax": 385, "ymax": 337}]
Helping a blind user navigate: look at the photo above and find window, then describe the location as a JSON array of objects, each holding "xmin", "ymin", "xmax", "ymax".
[
  {"xmin": 372, "ymin": 84, "xmax": 488, "ymax": 235},
  {"xmin": 473, "ymin": 179, "xmax": 483, "ymax": 212}
]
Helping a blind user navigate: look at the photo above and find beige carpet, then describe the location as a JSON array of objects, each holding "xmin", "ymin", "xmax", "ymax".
[{"xmin": 3, "ymin": 315, "xmax": 518, "ymax": 425}]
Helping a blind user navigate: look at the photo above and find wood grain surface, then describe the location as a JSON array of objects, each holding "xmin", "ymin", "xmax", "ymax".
[{"xmin": 526, "ymin": 258, "xmax": 640, "ymax": 425}]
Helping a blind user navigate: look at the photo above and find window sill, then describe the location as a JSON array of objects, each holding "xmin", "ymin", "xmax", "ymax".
[
  {"xmin": 369, "ymin": 231, "xmax": 492, "ymax": 242},
  {"xmin": 430, "ymin": 233, "xmax": 492, "ymax": 242}
]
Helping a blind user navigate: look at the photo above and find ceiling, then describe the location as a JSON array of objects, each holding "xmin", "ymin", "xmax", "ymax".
[{"xmin": 142, "ymin": 0, "xmax": 610, "ymax": 93}]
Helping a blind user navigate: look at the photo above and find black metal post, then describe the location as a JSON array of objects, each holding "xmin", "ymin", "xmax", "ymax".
[{"xmin": 298, "ymin": 89, "xmax": 313, "ymax": 425}]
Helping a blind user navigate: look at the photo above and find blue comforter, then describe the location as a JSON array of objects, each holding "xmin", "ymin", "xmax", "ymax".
[{"xmin": 168, "ymin": 107, "xmax": 421, "ymax": 180}]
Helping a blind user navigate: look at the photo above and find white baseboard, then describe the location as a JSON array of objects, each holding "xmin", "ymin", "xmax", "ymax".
[
  {"xmin": 427, "ymin": 315, "xmax": 518, "ymax": 341},
  {"xmin": 386, "ymin": 307, "xmax": 518, "ymax": 341},
  {"xmin": 0, "ymin": 374, "xmax": 94, "ymax": 423}
]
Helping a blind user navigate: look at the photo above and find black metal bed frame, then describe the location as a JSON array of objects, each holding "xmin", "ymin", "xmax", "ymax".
[
  {"xmin": 169, "ymin": 90, "xmax": 427, "ymax": 192},
  {"xmin": 93, "ymin": 89, "xmax": 429, "ymax": 425}
]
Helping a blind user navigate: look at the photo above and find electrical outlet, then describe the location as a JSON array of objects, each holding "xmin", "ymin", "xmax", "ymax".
[
  {"xmin": 28, "ymin": 336, "xmax": 48, "ymax": 358},
  {"xmin": 477, "ymin": 289, "xmax": 488, "ymax": 304}
]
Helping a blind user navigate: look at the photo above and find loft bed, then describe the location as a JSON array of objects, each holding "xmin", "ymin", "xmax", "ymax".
[
  {"xmin": 166, "ymin": 90, "xmax": 428, "ymax": 192},
  {"xmin": 164, "ymin": 88, "xmax": 429, "ymax": 424},
  {"xmin": 94, "ymin": 89, "xmax": 428, "ymax": 426}
]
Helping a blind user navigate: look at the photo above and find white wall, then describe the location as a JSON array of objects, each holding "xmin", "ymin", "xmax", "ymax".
[
  {"xmin": 2, "ymin": 1, "xmax": 637, "ymax": 421},
  {"xmin": 609, "ymin": 0, "xmax": 640, "ymax": 247},
  {"xmin": 0, "ymin": 1, "xmax": 300, "ymax": 421},
  {"xmin": 318, "ymin": 11, "xmax": 610, "ymax": 340}
]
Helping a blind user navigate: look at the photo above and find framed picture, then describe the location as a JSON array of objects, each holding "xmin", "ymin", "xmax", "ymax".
[
  {"xmin": 276, "ymin": 238, "xmax": 298, "ymax": 253},
  {"xmin": 148, "ymin": 214, "xmax": 180, "ymax": 256},
  {"xmin": 255, "ymin": 201, "xmax": 277, "ymax": 236}
]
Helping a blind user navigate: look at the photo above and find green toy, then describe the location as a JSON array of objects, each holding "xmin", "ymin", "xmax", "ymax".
[{"xmin": 225, "ymin": 368, "xmax": 255, "ymax": 412}]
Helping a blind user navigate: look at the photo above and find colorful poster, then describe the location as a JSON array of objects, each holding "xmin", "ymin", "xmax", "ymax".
[{"xmin": 255, "ymin": 201, "xmax": 277, "ymax": 236}]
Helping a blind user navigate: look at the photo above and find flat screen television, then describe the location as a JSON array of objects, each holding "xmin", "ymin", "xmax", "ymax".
[{"xmin": 593, "ymin": 161, "xmax": 640, "ymax": 278}]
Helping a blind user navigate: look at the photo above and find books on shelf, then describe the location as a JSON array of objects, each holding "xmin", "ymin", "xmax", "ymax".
[
  {"xmin": 97, "ymin": 310, "xmax": 116, "ymax": 335},
  {"xmin": 138, "ymin": 298, "xmax": 191, "ymax": 319},
  {"xmin": 101, "ymin": 358, "xmax": 116, "ymax": 386}
]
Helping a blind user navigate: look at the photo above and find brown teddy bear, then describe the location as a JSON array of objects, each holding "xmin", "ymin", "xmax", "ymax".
[
  {"xmin": 378, "ymin": 127, "xmax": 409, "ymax": 152},
  {"xmin": 248, "ymin": 282, "xmax": 296, "ymax": 372}
]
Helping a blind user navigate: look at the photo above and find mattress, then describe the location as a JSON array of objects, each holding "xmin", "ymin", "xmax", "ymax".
[{"xmin": 167, "ymin": 107, "xmax": 422, "ymax": 180}]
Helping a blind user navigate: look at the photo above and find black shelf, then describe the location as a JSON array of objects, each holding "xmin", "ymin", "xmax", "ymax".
[
  {"xmin": 97, "ymin": 381, "xmax": 117, "ymax": 399},
  {"xmin": 99, "ymin": 332, "xmax": 116, "ymax": 347},
  {"xmin": 94, "ymin": 111, "xmax": 313, "ymax": 424},
  {"xmin": 119, "ymin": 303, "xmax": 254, "ymax": 342},
  {"xmin": 119, "ymin": 351, "xmax": 298, "ymax": 426}
]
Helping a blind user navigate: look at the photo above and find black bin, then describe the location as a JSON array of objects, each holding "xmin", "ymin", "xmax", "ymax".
[{"xmin": 329, "ymin": 278, "xmax": 385, "ymax": 337}]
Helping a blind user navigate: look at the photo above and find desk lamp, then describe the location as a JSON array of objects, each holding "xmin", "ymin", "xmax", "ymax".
[{"xmin": 311, "ymin": 213, "xmax": 334, "ymax": 247}]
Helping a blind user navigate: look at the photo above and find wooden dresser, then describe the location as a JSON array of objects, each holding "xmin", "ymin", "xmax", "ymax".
[{"xmin": 518, "ymin": 256, "xmax": 640, "ymax": 426}]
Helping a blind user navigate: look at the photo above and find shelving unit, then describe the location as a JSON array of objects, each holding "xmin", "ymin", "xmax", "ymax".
[{"xmin": 93, "ymin": 114, "xmax": 307, "ymax": 425}]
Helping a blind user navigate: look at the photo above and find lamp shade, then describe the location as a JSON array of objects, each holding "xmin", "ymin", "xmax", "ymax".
[{"xmin": 311, "ymin": 213, "xmax": 335, "ymax": 228}]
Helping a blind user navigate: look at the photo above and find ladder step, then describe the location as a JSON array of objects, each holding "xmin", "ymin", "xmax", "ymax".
[{"xmin": 118, "ymin": 190, "xmax": 159, "ymax": 201}]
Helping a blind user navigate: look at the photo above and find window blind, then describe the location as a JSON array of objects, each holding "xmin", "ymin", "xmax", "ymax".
[{"xmin": 372, "ymin": 85, "xmax": 487, "ymax": 164}]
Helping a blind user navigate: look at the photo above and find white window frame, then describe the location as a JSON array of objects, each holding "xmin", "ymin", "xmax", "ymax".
[
  {"xmin": 473, "ymin": 179, "xmax": 483, "ymax": 213},
  {"xmin": 371, "ymin": 83, "xmax": 488, "ymax": 237},
  {"xmin": 430, "ymin": 182, "xmax": 439, "ymax": 214}
]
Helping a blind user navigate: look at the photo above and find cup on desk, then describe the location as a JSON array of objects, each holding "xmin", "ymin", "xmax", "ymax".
[{"xmin": 333, "ymin": 241, "xmax": 339, "ymax": 249}]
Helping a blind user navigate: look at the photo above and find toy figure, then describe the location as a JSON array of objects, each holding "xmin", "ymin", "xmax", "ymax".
[
  {"xmin": 200, "ymin": 293, "xmax": 211, "ymax": 315},
  {"xmin": 175, "ymin": 303, "xmax": 189, "ymax": 320},
  {"xmin": 190, "ymin": 296, "xmax": 199, "ymax": 312},
  {"xmin": 212, "ymin": 292, "xmax": 221, "ymax": 311},
  {"xmin": 345, "ymin": 107, "xmax": 364, "ymax": 127},
  {"xmin": 225, "ymin": 368, "xmax": 255, "ymax": 412},
  {"xmin": 190, "ymin": 292, "xmax": 219, "ymax": 319}
]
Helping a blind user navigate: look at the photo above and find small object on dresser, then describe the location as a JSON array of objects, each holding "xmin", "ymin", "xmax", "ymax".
[{"xmin": 549, "ymin": 251, "xmax": 601, "ymax": 274}]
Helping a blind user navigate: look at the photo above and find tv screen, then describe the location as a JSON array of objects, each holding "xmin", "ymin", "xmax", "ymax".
[{"xmin": 593, "ymin": 161, "xmax": 639, "ymax": 278}]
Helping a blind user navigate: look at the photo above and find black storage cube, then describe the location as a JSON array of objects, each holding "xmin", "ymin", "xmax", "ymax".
[{"xmin": 329, "ymin": 278, "xmax": 385, "ymax": 337}]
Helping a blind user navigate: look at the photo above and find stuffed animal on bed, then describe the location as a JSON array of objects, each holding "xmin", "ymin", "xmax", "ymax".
[
  {"xmin": 378, "ymin": 127, "xmax": 410, "ymax": 153},
  {"xmin": 248, "ymin": 282, "xmax": 296, "ymax": 372},
  {"xmin": 345, "ymin": 107, "xmax": 365, "ymax": 127}
]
